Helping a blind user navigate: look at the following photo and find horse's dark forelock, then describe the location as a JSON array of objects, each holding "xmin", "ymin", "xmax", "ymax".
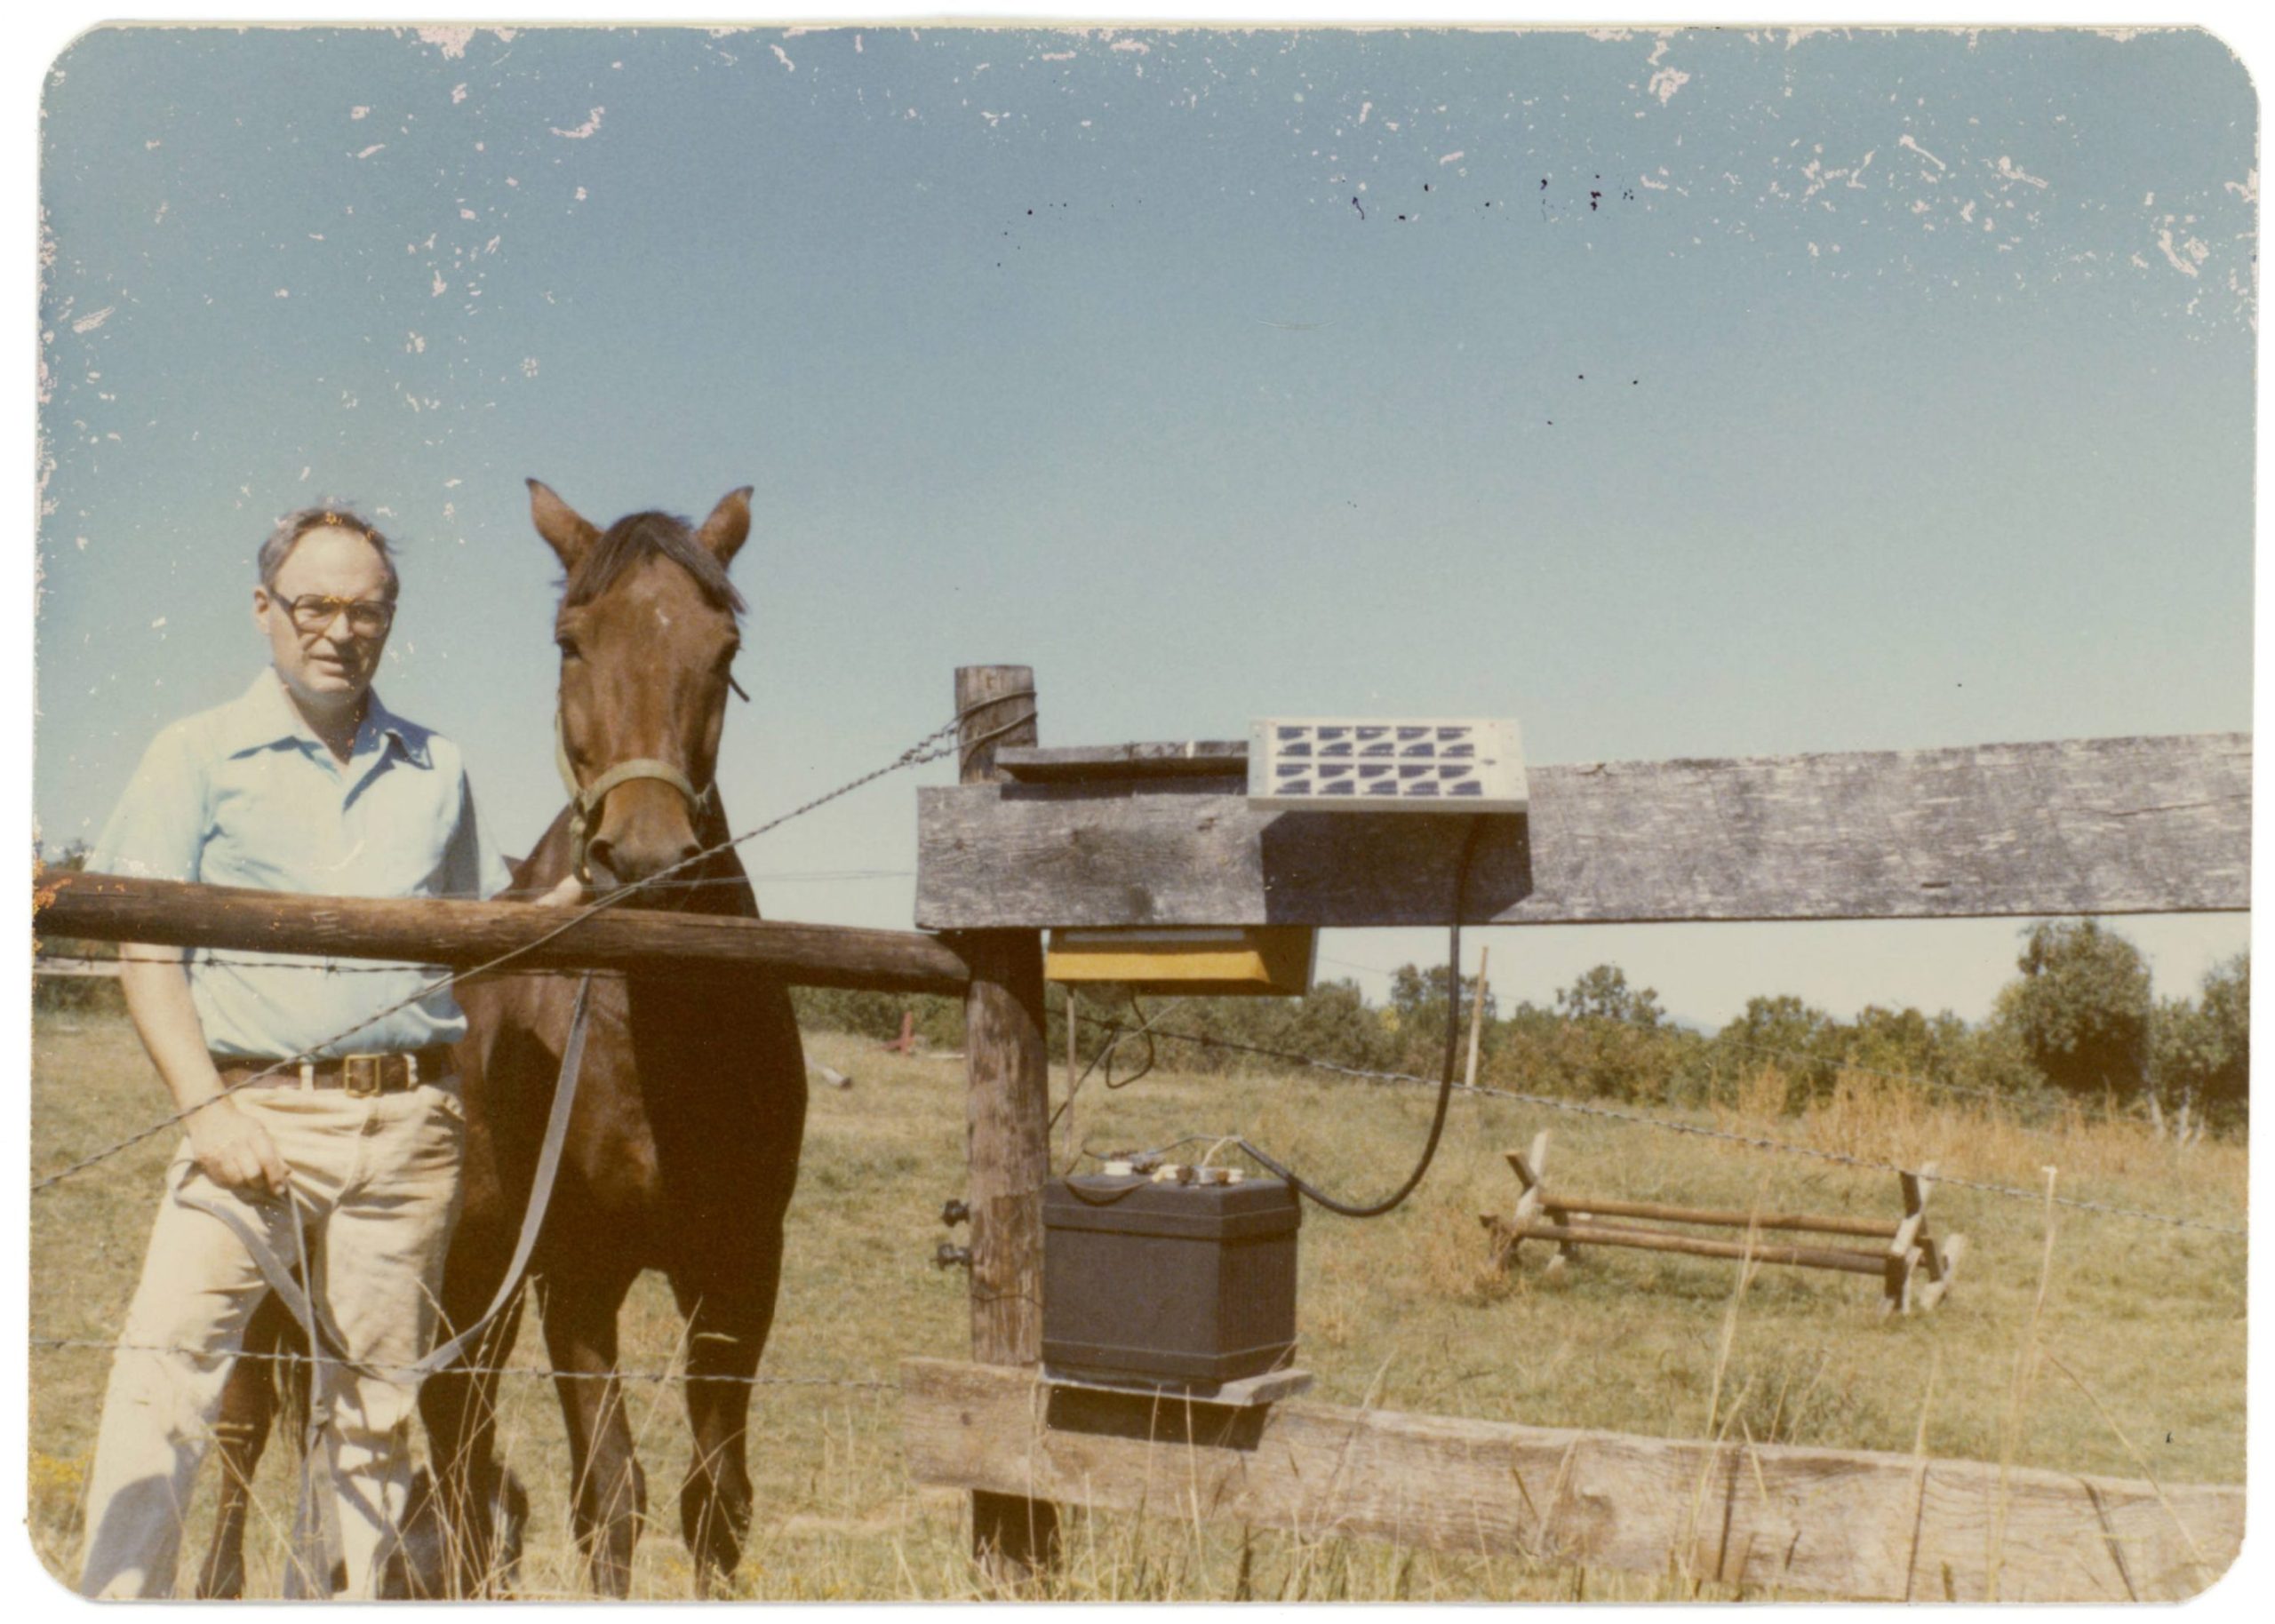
[{"xmin": 560, "ymin": 510, "xmax": 745, "ymax": 617}]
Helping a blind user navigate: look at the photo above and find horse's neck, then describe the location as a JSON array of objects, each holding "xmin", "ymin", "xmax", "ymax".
[{"xmin": 687, "ymin": 798, "xmax": 758, "ymax": 919}]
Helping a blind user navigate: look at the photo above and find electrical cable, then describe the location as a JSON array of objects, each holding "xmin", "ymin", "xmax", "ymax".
[
  {"xmin": 1102, "ymin": 995, "xmax": 1159, "ymax": 1090},
  {"xmin": 1047, "ymin": 996, "xmax": 1180, "ymax": 1144},
  {"xmin": 1232, "ymin": 815, "xmax": 1489, "ymax": 1219}
]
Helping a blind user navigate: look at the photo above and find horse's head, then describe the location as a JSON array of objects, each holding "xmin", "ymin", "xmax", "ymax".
[{"xmin": 529, "ymin": 478, "xmax": 749, "ymax": 893}]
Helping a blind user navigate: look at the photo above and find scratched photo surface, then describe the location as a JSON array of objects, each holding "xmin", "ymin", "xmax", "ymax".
[{"xmin": 30, "ymin": 25, "xmax": 2251, "ymax": 1601}]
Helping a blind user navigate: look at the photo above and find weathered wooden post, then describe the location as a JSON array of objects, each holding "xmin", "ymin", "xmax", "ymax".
[{"xmin": 953, "ymin": 665, "xmax": 1058, "ymax": 1576}]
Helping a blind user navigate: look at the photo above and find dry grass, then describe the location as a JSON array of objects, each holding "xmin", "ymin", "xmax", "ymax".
[{"xmin": 26, "ymin": 1011, "xmax": 2247, "ymax": 1598}]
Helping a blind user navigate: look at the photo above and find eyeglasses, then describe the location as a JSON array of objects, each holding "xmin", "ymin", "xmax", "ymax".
[{"xmin": 276, "ymin": 593, "xmax": 395, "ymax": 638}]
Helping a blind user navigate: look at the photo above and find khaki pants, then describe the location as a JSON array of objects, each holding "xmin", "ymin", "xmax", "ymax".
[{"xmin": 76, "ymin": 1081, "xmax": 466, "ymax": 1599}]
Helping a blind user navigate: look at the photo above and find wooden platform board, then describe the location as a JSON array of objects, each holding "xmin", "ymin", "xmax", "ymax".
[{"xmin": 1039, "ymin": 1365, "xmax": 1314, "ymax": 1408}]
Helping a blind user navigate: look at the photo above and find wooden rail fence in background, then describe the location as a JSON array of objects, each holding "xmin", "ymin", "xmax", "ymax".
[{"xmin": 1483, "ymin": 1129, "xmax": 1965, "ymax": 1312}]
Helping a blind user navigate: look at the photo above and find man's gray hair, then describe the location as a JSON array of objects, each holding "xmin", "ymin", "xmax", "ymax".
[{"xmin": 258, "ymin": 507, "xmax": 400, "ymax": 598}]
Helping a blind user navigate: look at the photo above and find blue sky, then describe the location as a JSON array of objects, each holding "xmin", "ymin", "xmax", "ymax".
[{"xmin": 29, "ymin": 21, "xmax": 2255, "ymax": 1025}]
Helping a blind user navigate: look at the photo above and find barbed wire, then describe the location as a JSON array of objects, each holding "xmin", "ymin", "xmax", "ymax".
[
  {"xmin": 31, "ymin": 708, "xmax": 1004, "ymax": 1196},
  {"xmin": 26, "ymin": 1335, "xmax": 898, "ymax": 1391},
  {"xmin": 1070, "ymin": 1013, "xmax": 2247, "ymax": 1238},
  {"xmin": 24, "ymin": 959, "xmax": 2185, "ymax": 1140}
]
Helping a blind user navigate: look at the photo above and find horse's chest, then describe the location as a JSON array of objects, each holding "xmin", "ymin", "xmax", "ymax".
[{"xmin": 566, "ymin": 1046, "xmax": 783, "ymax": 1213}]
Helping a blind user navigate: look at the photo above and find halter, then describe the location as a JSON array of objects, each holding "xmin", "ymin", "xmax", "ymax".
[{"xmin": 555, "ymin": 711, "xmax": 717, "ymax": 885}]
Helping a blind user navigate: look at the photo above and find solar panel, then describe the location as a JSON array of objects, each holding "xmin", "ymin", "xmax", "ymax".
[{"xmin": 1247, "ymin": 719, "xmax": 1527, "ymax": 814}]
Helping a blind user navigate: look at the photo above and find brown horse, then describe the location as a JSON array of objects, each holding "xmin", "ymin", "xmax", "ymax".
[{"xmin": 200, "ymin": 482, "xmax": 807, "ymax": 1598}]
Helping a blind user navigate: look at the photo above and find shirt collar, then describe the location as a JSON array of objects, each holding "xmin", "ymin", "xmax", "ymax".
[{"xmin": 218, "ymin": 669, "xmax": 430, "ymax": 768}]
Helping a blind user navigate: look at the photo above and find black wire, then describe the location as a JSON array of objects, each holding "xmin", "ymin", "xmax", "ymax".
[
  {"xmin": 1236, "ymin": 816, "xmax": 1489, "ymax": 1220},
  {"xmin": 1102, "ymin": 995, "xmax": 1158, "ymax": 1090},
  {"xmin": 1046, "ymin": 997, "xmax": 1176, "ymax": 1147}
]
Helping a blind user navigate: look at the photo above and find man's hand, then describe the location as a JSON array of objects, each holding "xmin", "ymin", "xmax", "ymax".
[
  {"xmin": 533, "ymin": 874, "xmax": 589, "ymax": 907},
  {"xmin": 186, "ymin": 1098, "xmax": 291, "ymax": 1198},
  {"xmin": 118, "ymin": 946, "xmax": 289, "ymax": 1198}
]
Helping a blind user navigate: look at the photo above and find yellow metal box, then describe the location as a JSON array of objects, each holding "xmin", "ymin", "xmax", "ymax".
[{"xmin": 1045, "ymin": 927, "xmax": 1316, "ymax": 998}]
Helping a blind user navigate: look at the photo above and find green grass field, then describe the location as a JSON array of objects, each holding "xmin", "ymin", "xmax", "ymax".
[{"xmin": 27, "ymin": 1010, "xmax": 2247, "ymax": 1599}]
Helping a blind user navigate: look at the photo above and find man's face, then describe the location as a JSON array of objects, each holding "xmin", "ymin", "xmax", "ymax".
[{"xmin": 251, "ymin": 527, "xmax": 395, "ymax": 712}]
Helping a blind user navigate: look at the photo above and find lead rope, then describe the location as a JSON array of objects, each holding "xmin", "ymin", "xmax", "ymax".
[{"xmin": 170, "ymin": 973, "xmax": 597, "ymax": 1594}]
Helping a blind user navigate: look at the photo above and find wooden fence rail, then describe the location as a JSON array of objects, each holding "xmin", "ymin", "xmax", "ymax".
[
  {"xmin": 901, "ymin": 1359, "xmax": 2240, "ymax": 1602},
  {"xmin": 31, "ymin": 872, "xmax": 974, "ymax": 996},
  {"xmin": 1485, "ymin": 1129, "xmax": 1964, "ymax": 1312}
]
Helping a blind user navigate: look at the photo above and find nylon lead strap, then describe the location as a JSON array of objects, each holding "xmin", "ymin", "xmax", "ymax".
[{"xmin": 413, "ymin": 970, "xmax": 595, "ymax": 1378}]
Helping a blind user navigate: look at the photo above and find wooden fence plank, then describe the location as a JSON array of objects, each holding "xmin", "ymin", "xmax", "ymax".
[
  {"xmin": 33, "ymin": 872, "xmax": 974, "ymax": 994},
  {"xmin": 899, "ymin": 1359, "xmax": 2239, "ymax": 1602},
  {"xmin": 916, "ymin": 733, "xmax": 2248, "ymax": 928}
]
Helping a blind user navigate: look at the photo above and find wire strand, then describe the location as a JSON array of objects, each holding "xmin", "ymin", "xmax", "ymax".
[
  {"xmin": 26, "ymin": 1335, "xmax": 897, "ymax": 1390},
  {"xmin": 1069, "ymin": 1012, "xmax": 2247, "ymax": 1237},
  {"xmin": 33, "ymin": 712, "xmax": 973, "ymax": 1195}
]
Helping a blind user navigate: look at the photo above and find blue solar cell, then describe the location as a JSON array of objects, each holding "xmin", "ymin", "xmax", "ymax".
[
  {"xmin": 1322, "ymin": 780, "xmax": 1355, "ymax": 795},
  {"xmin": 1439, "ymin": 765, "xmax": 1472, "ymax": 780},
  {"xmin": 1398, "ymin": 726, "xmax": 1429, "ymax": 741},
  {"xmin": 1319, "ymin": 764, "xmax": 1351, "ymax": 779},
  {"xmin": 1277, "ymin": 726, "xmax": 1306, "ymax": 742},
  {"xmin": 1441, "ymin": 743, "xmax": 1475, "ymax": 759},
  {"xmin": 1400, "ymin": 764, "xmax": 1430, "ymax": 778},
  {"xmin": 1319, "ymin": 742, "xmax": 1353, "ymax": 758},
  {"xmin": 1318, "ymin": 727, "xmax": 1349, "ymax": 741},
  {"xmin": 1281, "ymin": 742, "xmax": 1311, "ymax": 758},
  {"xmin": 1450, "ymin": 780, "xmax": 1483, "ymax": 796},
  {"xmin": 1436, "ymin": 726, "xmax": 1467, "ymax": 742},
  {"xmin": 1276, "ymin": 762, "xmax": 1305, "ymax": 778},
  {"xmin": 1280, "ymin": 780, "xmax": 1312, "ymax": 796}
]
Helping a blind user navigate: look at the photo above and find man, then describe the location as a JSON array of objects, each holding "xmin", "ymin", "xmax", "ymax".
[{"xmin": 75, "ymin": 506, "xmax": 556, "ymax": 1598}]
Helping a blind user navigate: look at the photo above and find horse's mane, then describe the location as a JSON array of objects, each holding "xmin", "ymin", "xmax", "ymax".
[{"xmin": 561, "ymin": 510, "xmax": 745, "ymax": 617}]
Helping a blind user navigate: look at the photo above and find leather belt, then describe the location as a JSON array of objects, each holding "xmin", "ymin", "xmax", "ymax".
[{"xmin": 212, "ymin": 1046, "xmax": 456, "ymax": 1097}]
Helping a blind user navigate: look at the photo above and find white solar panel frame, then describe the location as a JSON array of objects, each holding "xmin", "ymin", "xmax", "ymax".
[{"xmin": 1246, "ymin": 718, "xmax": 1529, "ymax": 814}]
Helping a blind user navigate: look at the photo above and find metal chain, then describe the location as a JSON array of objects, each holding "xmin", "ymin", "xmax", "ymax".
[
  {"xmin": 33, "ymin": 714, "xmax": 975, "ymax": 1195},
  {"xmin": 26, "ymin": 1335, "xmax": 897, "ymax": 1391},
  {"xmin": 1072, "ymin": 1013, "xmax": 2247, "ymax": 1238}
]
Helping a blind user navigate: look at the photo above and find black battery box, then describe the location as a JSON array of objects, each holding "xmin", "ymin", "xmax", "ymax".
[{"xmin": 1042, "ymin": 1173, "xmax": 1300, "ymax": 1392}]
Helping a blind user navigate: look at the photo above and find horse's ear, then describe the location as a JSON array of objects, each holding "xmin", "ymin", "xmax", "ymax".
[
  {"xmin": 695, "ymin": 487, "xmax": 754, "ymax": 566},
  {"xmin": 528, "ymin": 479, "xmax": 602, "ymax": 572}
]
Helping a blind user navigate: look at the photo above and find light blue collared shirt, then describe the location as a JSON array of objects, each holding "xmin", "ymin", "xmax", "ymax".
[{"xmin": 87, "ymin": 669, "xmax": 515, "ymax": 1059}]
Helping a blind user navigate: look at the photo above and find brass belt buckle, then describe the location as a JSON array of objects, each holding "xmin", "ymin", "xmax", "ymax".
[{"xmin": 342, "ymin": 1054, "xmax": 386, "ymax": 1098}]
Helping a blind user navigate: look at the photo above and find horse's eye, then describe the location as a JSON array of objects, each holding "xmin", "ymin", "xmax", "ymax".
[{"xmin": 556, "ymin": 638, "xmax": 580, "ymax": 660}]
